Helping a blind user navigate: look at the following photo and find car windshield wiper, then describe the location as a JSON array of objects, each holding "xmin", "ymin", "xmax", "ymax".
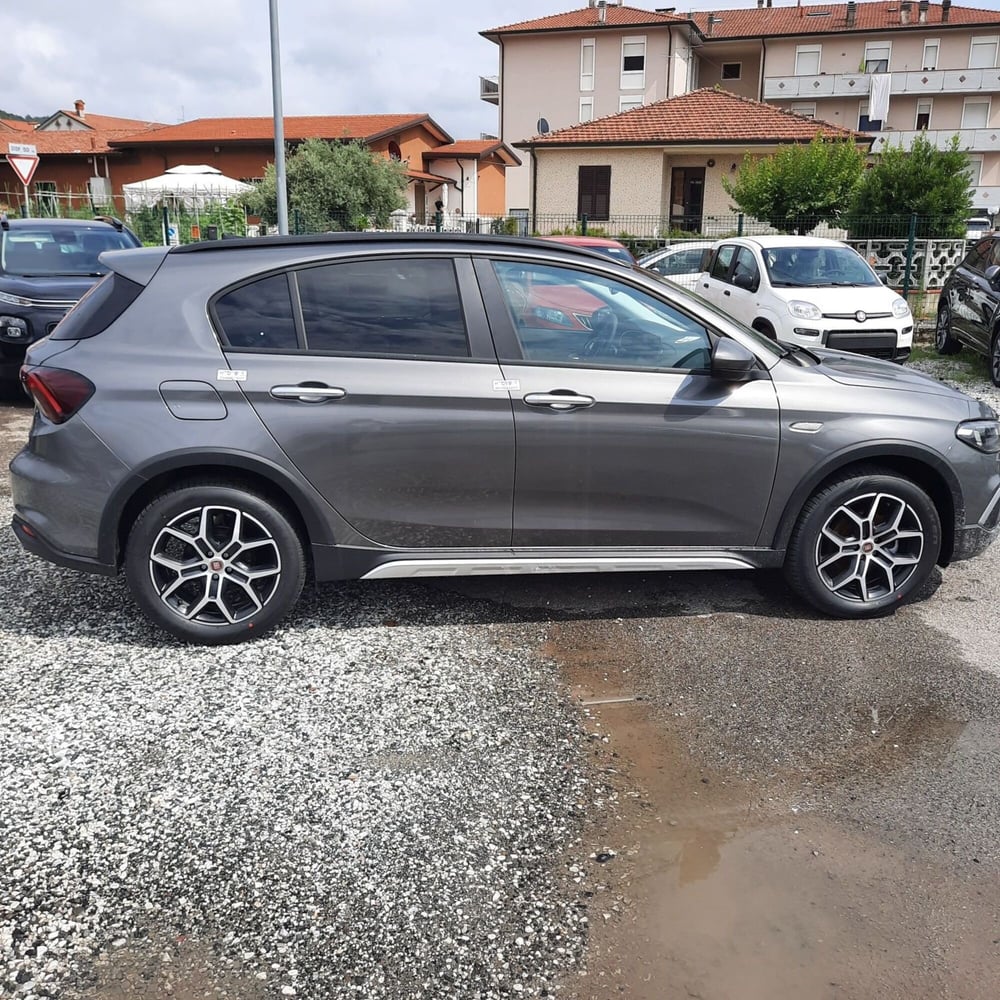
[
  {"xmin": 782, "ymin": 343, "xmax": 823, "ymax": 363},
  {"xmin": 770, "ymin": 279, "xmax": 811, "ymax": 286}
]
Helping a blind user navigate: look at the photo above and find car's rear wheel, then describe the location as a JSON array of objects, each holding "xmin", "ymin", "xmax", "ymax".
[
  {"xmin": 784, "ymin": 468, "xmax": 940, "ymax": 618},
  {"xmin": 124, "ymin": 482, "xmax": 306, "ymax": 644},
  {"xmin": 935, "ymin": 301, "xmax": 962, "ymax": 355},
  {"xmin": 991, "ymin": 331, "xmax": 1000, "ymax": 387}
]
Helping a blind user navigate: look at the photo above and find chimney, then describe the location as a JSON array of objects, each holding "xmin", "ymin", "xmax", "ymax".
[
  {"xmin": 900, "ymin": 1, "xmax": 912, "ymax": 24},
  {"xmin": 707, "ymin": 12, "xmax": 717, "ymax": 35},
  {"xmin": 942, "ymin": 0, "xmax": 951, "ymax": 21},
  {"xmin": 74, "ymin": 99, "xmax": 85, "ymax": 119},
  {"xmin": 846, "ymin": 0, "xmax": 856, "ymax": 26},
  {"xmin": 597, "ymin": 0, "xmax": 606, "ymax": 23},
  {"xmin": 757, "ymin": 0, "xmax": 763, "ymax": 7},
  {"xmin": 919, "ymin": 0, "xmax": 929, "ymax": 22}
]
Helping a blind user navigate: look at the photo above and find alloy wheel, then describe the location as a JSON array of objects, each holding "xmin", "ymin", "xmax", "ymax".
[
  {"xmin": 813, "ymin": 491, "xmax": 924, "ymax": 603},
  {"xmin": 936, "ymin": 306, "xmax": 950, "ymax": 350},
  {"xmin": 147, "ymin": 505, "xmax": 282, "ymax": 626}
]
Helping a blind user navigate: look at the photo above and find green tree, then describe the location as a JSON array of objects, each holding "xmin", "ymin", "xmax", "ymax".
[
  {"xmin": 243, "ymin": 139, "xmax": 407, "ymax": 232},
  {"xmin": 843, "ymin": 133, "xmax": 972, "ymax": 238},
  {"xmin": 723, "ymin": 136, "xmax": 866, "ymax": 234}
]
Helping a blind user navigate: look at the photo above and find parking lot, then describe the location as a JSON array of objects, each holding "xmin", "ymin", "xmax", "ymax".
[{"xmin": 3, "ymin": 367, "xmax": 1000, "ymax": 999}]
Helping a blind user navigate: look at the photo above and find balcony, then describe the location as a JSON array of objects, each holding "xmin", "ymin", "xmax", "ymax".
[
  {"xmin": 970, "ymin": 185, "xmax": 1000, "ymax": 209},
  {"xmin": 763, "ymin": 66, "xmax": 1000, "ymax": 102},
  {"xmin": 480, "ymin": 76, "xmax": 499, "ymax": 105},
  {"xmin": 869, "ymin": 128, "xmax": 1000, "ymax": 153}
]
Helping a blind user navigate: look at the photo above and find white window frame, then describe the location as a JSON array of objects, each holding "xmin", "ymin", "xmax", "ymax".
[
  {"xmin": 580, "ymin": 37, "xmax": 595, "ymax": 91},
  {"xmin": 863, "ymin": 41, "xmax": 891, "ymax": 73},
  {"xmin": 969, "ymin": 35, "xmax": 999, "ymax": 69},
  {"xmin": 922, "ymin": 38, "xmax": 939, "ymax": 71},
  {"xmin": 962, "ymin": 97, "xmax": 991, "ymax": 129},
  {"xmin": 790, "ymin": 102, "xmax": 817, "ymax": 118},
  {"xmin": 721, "ymin": 62, "xmax": 741, "ymax": 81},
  {"xmin": 795, "ymin": 44, "xmax": 822, "ymax": 76},
  {"xmin": 619, "ymin": 96, "xmax": 643, "ymax": 112},
  {"xmin": 580, "ymin": 96, "xmax": 594, "ymax": 122},
  {"xmin": 967, "ymin": 154, "xmax": 984, "ymax": 186},
  {"xmin": 915, "ymin": 98, "xmax": 933, "ymax": 129},
  {"xmin": 621, "ymin": 35, "xmax": 646, "ymax": 90}
]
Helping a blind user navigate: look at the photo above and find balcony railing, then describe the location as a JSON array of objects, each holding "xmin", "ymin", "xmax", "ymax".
[
  {"xmin": 480, "ymin": 76, "xmax": 499, "ymax": 105},
  {"xmin": 869, "ymin": 128, "xmax": 1000, "ymax": 153},
  {"xmin": 764, "ymin": 66, "xmax": 1000, "ymax": 101},
  {"xmin": 970, "ymin": 185, "xmax": 1000, "ymax": 209}
]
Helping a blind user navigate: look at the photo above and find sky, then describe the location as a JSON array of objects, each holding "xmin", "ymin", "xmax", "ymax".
[{"xmin": 7, "ymin": 0, "xmax": 1000, "ymax": 142}]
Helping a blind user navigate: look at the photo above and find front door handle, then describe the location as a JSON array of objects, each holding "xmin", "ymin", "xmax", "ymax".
[
  {"xmin": 523, "ymin": 391, "xmax": 595, "ymax": 411},
  {"xmin": 723, "ymin": 289, "xmax": 732, "ymax": 296},
  {"xmin": 270, "ymin": 383, "xmax": 346, "ymax": 403}
]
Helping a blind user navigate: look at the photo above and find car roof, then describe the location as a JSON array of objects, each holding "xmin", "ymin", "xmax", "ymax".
[
  {"xmin": 0, "ymin": 216, "xmax": 128, "ymax": 232},
  {"xmin": 721, "ymin": 235, "xmax": 849, "ymax": 249},
  {"xmin": 540, "ymin": 235, "xmax": 627, "ymax": 248}
]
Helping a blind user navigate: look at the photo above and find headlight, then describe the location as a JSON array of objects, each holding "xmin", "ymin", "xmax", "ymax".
[
  {"xmin": 891, "ymin": 298, "xmax": 911, "ymax": 318},
  {"xmin": 0, "ymin": 289, "xmax": 31, "ymax": 307},
  {"xmin": 787, "ymin": 299, "xmax": 822, "ymax": 320},
  {"xmin": 956, "ymin": 419, "xmax": 1000, "ymax": 453}
]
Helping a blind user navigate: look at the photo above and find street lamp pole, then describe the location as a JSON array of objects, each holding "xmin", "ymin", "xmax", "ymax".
[{"xmin": 269, "ymin": 0, "xmax": 289, "ymax": 235}]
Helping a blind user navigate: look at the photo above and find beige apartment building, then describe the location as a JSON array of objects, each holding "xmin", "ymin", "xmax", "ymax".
[{"xmin": 482, "ymin": 0, "xmax": 1000, "ymax": 216}]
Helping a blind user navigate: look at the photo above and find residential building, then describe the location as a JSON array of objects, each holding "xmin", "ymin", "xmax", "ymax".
[
  {"xmin": 515, "ymin": 88, "xmax": 866, "ymax": 230},
  {"xmin": 482, "ymin": 0, "xmax": 1000, "ymax": 214}
]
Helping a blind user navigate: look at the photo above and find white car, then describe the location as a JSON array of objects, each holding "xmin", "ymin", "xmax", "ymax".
[
  {"xmin": 638, "ymin": 241, "xmax": 713, "ymax": 290},
  {"xmin": 965, "ymin": 217, "xmax": 992, "ymax": 241},
  {"xmin": 694, "ymin": 235, "xmax": 913, "ymax": 361}
]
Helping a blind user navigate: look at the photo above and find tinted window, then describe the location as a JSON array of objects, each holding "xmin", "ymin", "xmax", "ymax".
[
  {"xmin": 711, "ymin": 245, "xmax": 736, "ymax": 280},
  {"xmin": 0, "ymin": 226, "xmax": 137, "ymax": 277},
  {"xmin": 732, "ymin": 247, "xmax": 760, "ymax": 288},
  {"xmin": 50, "ymin": 272, "xmax": 143, "ymax": 341},
  {"xmin": 492, "ymin": 260, "xmax": 712, "ymax": 371},
  {"xmin": 215, "ymin": 273, "xmax": 298, "ymax": 350},
  {"xmin": 963, "ymin": 237, "xmax": 996, "ymax": 272},
  {"xmin": 297, "ymin": 258, "xmax": 469, "ymax": 358}
]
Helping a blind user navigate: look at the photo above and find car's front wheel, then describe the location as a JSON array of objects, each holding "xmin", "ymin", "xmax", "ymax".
[
  {"xmin": 784, "ymin": 468, "xmax": 940, "ymax": 618},
  {"xmin": 991, "ymin": 330, "xmax": 1000, "ymax": 387},
  {"xmin": 124, "ymin": 481, "xmax": 306, "ymax": 644},
  {"xmin": 935, "ymin": 301, "xmax": 962, "ymax": 355}
]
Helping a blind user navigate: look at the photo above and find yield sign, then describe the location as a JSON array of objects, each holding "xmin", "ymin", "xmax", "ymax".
[{"xmin": 6, "ymin": 153, "xmax": 39, "ymax": 186}]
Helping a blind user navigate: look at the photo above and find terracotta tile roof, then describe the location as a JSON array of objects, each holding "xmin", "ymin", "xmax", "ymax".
[
  {"xmin": 692, "ymin": 1, "xmax": 1000, "ymax": 39},
  {"xmin": 111, "ymin": 114, "xmax": 448, "ymax": 146},
  {"xmin": 517, "ymin": 88, "xmax": 863, "ymax": 146},
  {"xmin": 1, "ymin": 119, "xmax": 36, "ymax": 133},
  {"xmin": 8, "ymin": 128, "xmax": 158, "ymax": 155},
  {"xmin": 423, "ymin": 140, "xmax": 522, "ymax": 165},
  {"xmin": 405, "ymin": 168, "xmax": 453, "ymax": 185},
  {"xmin": 54, "ymin": 110, "xmax": 163, "ymax": 131},
  {"xmin": 482, "ymin": 3, "xmax": 687, "ymax": 37}
]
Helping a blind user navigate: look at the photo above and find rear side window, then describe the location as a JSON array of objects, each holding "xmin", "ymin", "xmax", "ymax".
[
  {"xmin": 49, "ymin": 272, "xmax": 144, "ymax": 341},
  {"xmin": 214, "ymin": 273, "xmax": 299, "ymax": 350},
  {"xmin": 710, "ymin": 245, "xmax": 736, "ymax": 280},
  {"xmin": 297, "ymin": 257, "xmax": 469, "ymax": 358}
]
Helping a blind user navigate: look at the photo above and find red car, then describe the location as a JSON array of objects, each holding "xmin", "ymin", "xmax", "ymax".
[{"xmin": 540, "ymin": 235, "xmax": 636, "ymax": 265}]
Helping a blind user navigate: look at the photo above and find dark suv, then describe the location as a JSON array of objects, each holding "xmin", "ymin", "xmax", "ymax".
[
  {"xmin": 10, "ymin": 233, "xmax": 1000, "ymax": 644},
  {"xmin": 0, "ymin": 215, "xmax": 140, "ymax": 384}
]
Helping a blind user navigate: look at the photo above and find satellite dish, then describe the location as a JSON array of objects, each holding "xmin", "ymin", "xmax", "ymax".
[{"xmin": 537, "ymin": 117, "xmax": 550, "ymax": 134}]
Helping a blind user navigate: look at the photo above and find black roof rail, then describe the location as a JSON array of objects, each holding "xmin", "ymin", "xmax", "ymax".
[{"xmin": 92, "ymin": 215, "xmax": 124, "ymax": 231}]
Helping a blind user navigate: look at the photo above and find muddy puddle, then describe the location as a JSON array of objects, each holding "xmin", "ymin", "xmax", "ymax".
[{"xmin": 544, "ymin": 626, "xmax": 1000, "ymax": 1000}]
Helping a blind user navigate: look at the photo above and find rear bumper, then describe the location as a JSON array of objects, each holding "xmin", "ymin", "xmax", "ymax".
[{"xmin": 10, "ymin": 515, "xmax": 117, "ymax": 576}]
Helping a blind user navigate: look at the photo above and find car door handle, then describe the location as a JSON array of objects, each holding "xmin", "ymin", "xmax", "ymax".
[
  {"xmin": 523, "ymin": 391, "xmax": 595, "ymax": 411},
  {"xmin": 270, "ymin": 384, "xmax": 346, "ymax": 403},
  {"xmin": 723, "ymin": 289, "xmax": 732, "ymax": 296}
]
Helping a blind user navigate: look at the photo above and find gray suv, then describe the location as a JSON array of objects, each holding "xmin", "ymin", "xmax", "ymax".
[{"xmin": 10, "ymin": 233, "xmax": 1000, "ymax": 644}]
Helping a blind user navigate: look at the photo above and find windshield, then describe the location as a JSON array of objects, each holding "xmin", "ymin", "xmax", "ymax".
[
  {"xmin": 0, "ymin": 227, "xmax": 137, "ymax": 277},
  {"xmin": 763, "ymin": 245, "xmax": 879, "ymax": 288},
  {"xmin": 591, "ymin": 245, "xmax": 636, "ymax": 264}
]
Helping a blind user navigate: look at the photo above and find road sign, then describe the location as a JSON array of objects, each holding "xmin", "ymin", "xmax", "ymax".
[
  {"xmin": 8, "ymin": 142, "xmax": 37, "ymax": 156},
  {"xmin": 6, "ymin": 153, "xmax": 39, "ymax": 186}
]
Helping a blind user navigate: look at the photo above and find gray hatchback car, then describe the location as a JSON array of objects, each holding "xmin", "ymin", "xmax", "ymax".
[{"xmin": 10, "ymin": 233, "xmax": 1000, "ymax": 644}]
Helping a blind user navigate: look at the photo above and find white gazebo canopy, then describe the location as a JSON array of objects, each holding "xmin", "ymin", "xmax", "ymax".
[{"xmin": 123, "ymin": 164, "xmax": 253, "ymax": 210}]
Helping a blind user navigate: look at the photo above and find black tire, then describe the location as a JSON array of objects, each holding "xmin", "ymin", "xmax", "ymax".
[
  {"xmin": 935, "ymin": 301, "xmax": 962, "ymax": 355},
  {"xmin": 784, "ymin": 467, "xmax": 940, "ymax": 619},
  {"xmin": 124, "ymin": 481, "xmax": 306, "ymax": 644},
  {"xmin": 991, "ymin": 331, "xmax": 1000, "ymax": 388},
  {"xmin": 752, "ymin": 320, "xmax": 777, "ymax": 340}
]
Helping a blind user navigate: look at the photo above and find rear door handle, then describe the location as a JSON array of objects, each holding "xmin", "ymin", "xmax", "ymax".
[
  {"xmin": 723, "ymin": 289, "xmax": 732, "ymax": 296},
  {"xmin": 523, "ymin": 391, "xmax": 595, "ymax": 411},
  {"xmin": 270, "ymin": 384, "xmax": 346, "ymax": 403}
]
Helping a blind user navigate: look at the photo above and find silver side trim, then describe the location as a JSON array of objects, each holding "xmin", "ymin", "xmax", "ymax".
[{"xmin": 361, "ymin": 554, "xmax": 756, "ymax": 580}]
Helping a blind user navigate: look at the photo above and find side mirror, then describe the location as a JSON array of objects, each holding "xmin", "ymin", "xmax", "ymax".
[
  {"xmin": 711, "ymin": 338, "xmax": 757, "ymax": 381},
  {"xmin": 986, "ymin": 264, "xmax": 1000, "ymax": 287},
  {"xmin": 733, "ymin": 272, "xmax": 757, "ymax": 291}
]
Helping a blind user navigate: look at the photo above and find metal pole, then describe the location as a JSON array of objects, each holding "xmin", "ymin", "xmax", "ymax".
[
  {"xmin": 269, "ymin": 0, "xmax": 289, "ymax": 236},
  {"xmin": 902, "ymin": 212, "xmax": 917, "ymax": 298}
]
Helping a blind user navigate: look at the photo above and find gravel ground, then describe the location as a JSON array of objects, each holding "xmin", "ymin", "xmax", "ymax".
[{"xmin": 0, "ymin": 524, "xmax": 605, "ymax": 1000}]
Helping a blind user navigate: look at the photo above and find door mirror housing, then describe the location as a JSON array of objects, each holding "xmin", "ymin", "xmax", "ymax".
[
  {"xmin": 711, "ymin": 337, "xmax": 757, "ymax": 381},
  {"xmin": 732, "ymin": 272, "xmax": 757, "ymax": 291},
  {"xmin": 985, "ymin": 264, "xmax": 1000, "ymax": 287}
]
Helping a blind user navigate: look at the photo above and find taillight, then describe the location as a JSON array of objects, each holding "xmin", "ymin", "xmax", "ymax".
[{"xmin": 20, "ymin": 366, "xmax": 95, "ymax": 423}]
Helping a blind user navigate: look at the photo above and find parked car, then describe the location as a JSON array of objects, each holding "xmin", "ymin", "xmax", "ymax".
[
  {"xmin": 638, "ymin": 241, "xmax": 713, "ymax": 290},
  {"xmin": 965, "ymin": 217, "xmax": 992, "ymax": 242},
  {"xmin": 0, "ymin": 215, "xmax": 141, "ymax": 385},
  {"xmin": 695, "ymin": 236, "xmax": 913, "ymax": 361},
  {"xmin": 936, "ymin": 233, "xmax": 1000, "ymax": 385},
  {"xmin": 11, "ymin": 233, "xmax": 1000, "ymax": 644},
  {"xmin": 540, "ymin": 234, "xmax": 636, "ymax": 265}
]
